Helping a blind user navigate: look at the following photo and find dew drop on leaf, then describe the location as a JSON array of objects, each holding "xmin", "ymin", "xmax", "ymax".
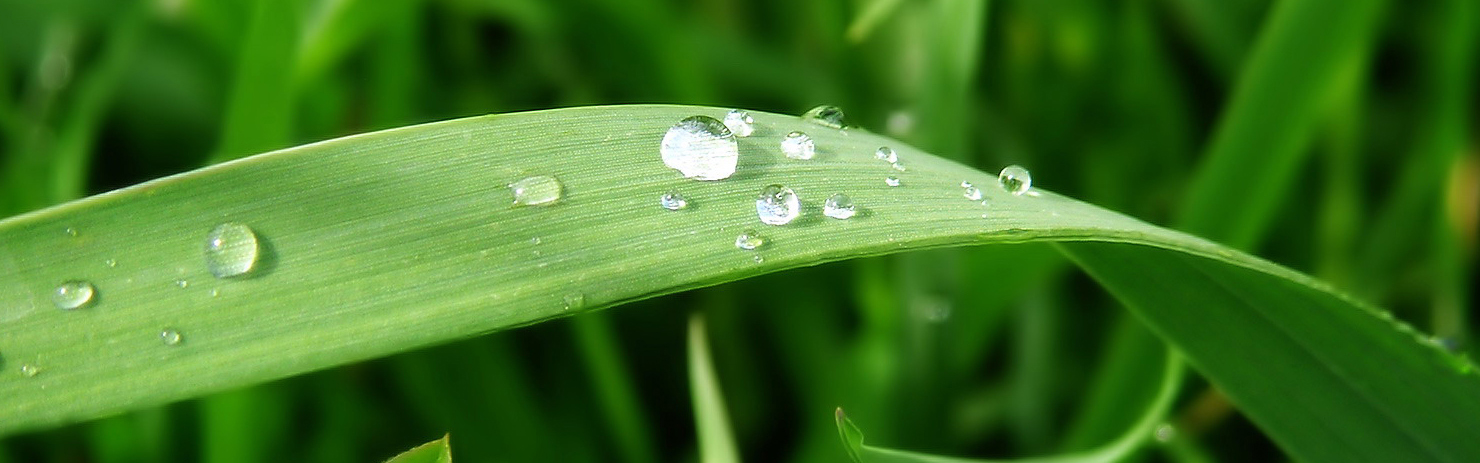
[
  {"xmin": 885, "ymin": 176, "xmax": 901, "ymax": 187},
  {"xmin": 160, "ymin": 329, "xmax": 183, "ymax": 346},
  {"xmin": 734, "ymin": 230, "xmax": 765, "ymax": 250},
  {"xmin": 999, "ymin": 165, "xmax": 1032, "ymax": 195},
  {"xmin": 659, "ymin": 191, "xmax": 689, "ymax": 211},
  {"xmin": 824, "ymin": 193, "xmax": 856, "ymax": 220},
  {"xmin": 510, "ymin": 175, "xmax": 563, "ymax": 206},
  {"xmin": 722, "ymin": 109, "xmax": 754, "ymax": 137},
  {"xmin": 756, "ymin": 185, "xmax": 801, "ymax": 225},
  {"xmin": 801, "ymin": 105, "xmax": 848, "ymax": 129},
  {"xmin": 53, "ymin": 280, "xmax": 96, "ymax": 310},
  {"xmin": 204, "ymin": 222, "xmax": 260, "ymax": 278},
  {"xmin": 781, "ymin": 131, "xmax": 816, "ymax": 160},
  {"xmin": 875, "ymin": 147, "xmax": 897, "ymax": 163},
  {"xmin": 660, "ymin": 115, "xmax": 739, "ymax": 180}
]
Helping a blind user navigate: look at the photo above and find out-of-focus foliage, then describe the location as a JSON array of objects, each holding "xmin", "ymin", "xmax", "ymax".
[{"xmin": 0, "ymin": 0, "xmax": 1474, "ymax": 461}]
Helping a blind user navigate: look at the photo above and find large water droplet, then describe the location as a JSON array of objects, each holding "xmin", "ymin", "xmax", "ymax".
[
  {"xmin": 204, "ymin": 222, "xmax": 260, "ymax": 278},
  {"xmin": 962, "ymin": 182, "xmax": 982, "ymax": 200},
  {"xmin": 53, "ymin": 280, "xmax": 96, "ymax": 310},
  {"xmin": 160, "ymin": 329, "xmax": 183, "ymax": 346},
  {"xmin": 885, "ymin": 176, "xmax": 901, "ymax": 187},
  {"xmin": 659, "ymin": 191, "xmax": 690, "ymax": 210},
  {"xmin": 875, "ymin": 147, "xmax": 897, "ymax": 163},
  {"xmin": 734, "ymin": 230, "xmax": 765, "ymax": 250},
  {"xmin": 781, "ymin": 131, "xmax": 816, "ymax": 160},
  {"xmin": 723, "ymin": 110, "xmax": 755, "ymax": 137},
  {"xmin": 660, "ymin": 116, "xmax": 739, "ymax": 181},
  {"xmin": 998, "ymin": 165, "xmax": 1032, "ymax": 195},
  {"xmin": 801, "ymin": 105, "xmax": 848, "ymax": 129},
  {"xmin": 824, "ymin": 193, "xmax": 856, "ymax": 219},
  {"xmin": 510, "ymin": 175, "xmax": 563, "ymax": 206},
  {"xmin": 19, "ymin": 364, "xmax": 40, "ymax": 377},
  {"xmin": 756, "ymin": 185, "xmax": 801, "ymax": 225}
]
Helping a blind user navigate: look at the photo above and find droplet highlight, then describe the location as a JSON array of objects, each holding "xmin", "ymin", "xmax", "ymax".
[
  {"xmin": 160, "ymin": 329, "xmax": 183, "ymax": 346},
  {"xmin": 510, "ymin": 175, "xmax": 563, "ymax": 206},
  {"xmin": 824, "ymin": 194, "xmax": 856, "ymax": 219},
  {"xmin": 885, "ymin": 176, "xmax": 901, "ymax": 187},
  {"xmin": 660, "ymin": 115, "xmax": 739, "ymax": 181},
  {"xmin": 998, "ymin": 165, "xmax": 1032, "ymax": 195},
  {"xmin": 962, "ymin": 182, "xmax": 982, "ymax": 200},
  {"xmin": 53, "ymin": 280, "xmax": 96, "ymax": 310},
  {"xmin": 801, "ymin": 105, "xmax": 848, "ymax": 129},
  {"xmin": 722, "ymin": 110, "xmax": 755, "ymax": 137},
  {"xmin": 734, "ymin": 230, "xmax": 765, "ymax": 250},
  {"xmin": 204, "ymin": 222, "xmax": 260, "ymax": 278},
  {"xmin": 780, "ymin": 131, "xmax": 816, "ymax": 160},
  {"xmin": 756, "ymin": 185, "xmax": 801, "ymax": 225},
  {"xmin": 659, "ymin": 191, "xmax": 690, "ymax": 210},
  {"xmin": 19, "ymin": 364, "xmax": 40, "ymax": 378}
]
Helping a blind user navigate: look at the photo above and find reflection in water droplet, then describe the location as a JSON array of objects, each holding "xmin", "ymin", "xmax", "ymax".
[
  {"xmin": 781, "ymin": 132, "xmax": 816, "ymax": 160},
  {"xmin": 723, "ymin": 110, "xmax": 755, "ymax": 137},
  {"xmin": 510, "ymin": 175, "xmax": 563, "ymax": 206},
  {"xmin": 659, "ymin": 192, "xmax": 690, "ymax": 210},
  {"xmin": 735, "ymin": 230, "xmax": 765, "ymax": 250},
  {"xmin": 885, "ymin": 177, "xmax": 901, "ymax": 187},
  {"xmin": 875, "ymin": 147, "xmax": 897, "ymax": 163},
  {"xmin": 801, "ymin": 105, "xmax": 848, "ymax": 129},
  {"xmin": 20, "ymin": 364, "xmax": 40, "ymax": 378},
  {"xmin": 204, "ymin": 222, "xmax": 260, "ymax": 278},
  {"xmin": 756, "ymin": 185, "xmax": 801, "ymax": 225},
  {"xmin": 160, "ymin": 329, "xmax": 183, "ymax": 346},
  {"xmin": 53, "ymin": 280, "xmax": 96, "ymax": 310},
  {"xmin": 998, "ymin": 165, "xmax": 1032, "ymax": 195},
  {"xmin": 824, "ymin": 194, "xmax": 856, "ymax": 220},
  {"xmin": 660, "ymin": 115, "xmax": 739, "ymax": 180}
]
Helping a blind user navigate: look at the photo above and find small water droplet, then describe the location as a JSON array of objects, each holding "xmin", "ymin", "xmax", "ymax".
[
  {"xmin": 64, "ymin": 227, "xmax": 78, "ymax": 237},
  {"xmin": 510, "ymin": 175, "xmax": 563, "ymax": 206},
  {"xmin": 19, "ymin": 363, "xmax": 40, "ymax": 377},
  {"xmin": 210, "ymin": 289, "xmax": 220, "ymax": 297},
  {"xmin": 963, "ymin": 183, "xmax": 982, "ymax": 201},
  {"xmin": 659, "ymin": 191, "xmax": 689, "ymax": 210},
  {"xmin": 562, "ymin": 293, "xmax": 586, "ymax": 311},
  {"xmin": 530, "ymin": 236, "xmax": 543, "ymax": 245},
  {"xmin": 174, "ymin": 279, "xmax": 189, "ymax": 289},
  {"xmin": 998, "ymin": 165, "xmax": 1032, "ymax": 195},
  {"xmin": 780, "ymin": 131, "xmax": 816, "ymax": 160},
  {"xmin": 824, "ymin": 193, "xmax": 856, "ymax": 219},
  {"xmin": 874, "ymin": 147, "xmax": 897, "ymax": 163},
  {"xmin": 204, "ymin": 222, "xmax": 260, "ymax": 278},
  {"xmin": 103, "ymin": 259, "xmax": 117, "ymax": 268},
  {"xmin": 801, "ymin": 105, "xmax": 848, "ymax": 129},
  {"xmin": 885, "ymin": 176, "xmax": 901, "ymax": 187},
  {"xmin": 160, "ymin": 329, "xmax": 183, "ymax": 346},
  {"xmin": 752, "ymin": 255, "xmax": 765, "ymax": 263},
  {"xmin": 1154, "ymin": 424, "xmax": 1176, "ymax": 443},
  {"xmin": 735, "ymin": 230, "xmax": 765, "ymax": 250},
  {"xmin": 53, "ymin": 280, "xmax": 96, "ymax": 310},
  {"xmin": 722, "ymin": 110, "xmax": 755, "ymax": 137},
  {"xmin": 660, "ymin": 115, "xmax": 739, "ymax": 181},
  {"xmin": 890, "ymin": 162, "xmax": 907, "ymax": 172},
  {"xmin": 756, "ymin": 184, "xmax": 801, "ymax": 225}
]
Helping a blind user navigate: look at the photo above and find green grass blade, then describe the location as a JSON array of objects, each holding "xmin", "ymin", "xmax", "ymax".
[
  {"xmin": 383, "ymin": 434, "xmax": 452, "ymax": 463},
  {"xmin": 689, "ymin": 313, "xmax": 740, "ymax": 463},
  {"xmin": 0, "ymin": 106, "xmax": 1474, "ymax": 463}
]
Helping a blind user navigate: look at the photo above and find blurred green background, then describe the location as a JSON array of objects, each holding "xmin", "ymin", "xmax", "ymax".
[{"xmin": 1, "ymin": 0, "xmax": 1475, "ymax": 461}]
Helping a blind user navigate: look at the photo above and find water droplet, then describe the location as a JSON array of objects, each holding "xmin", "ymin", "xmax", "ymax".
[
  {"xmin": 890, "ymin": 162, "xmax": 907, "ymax": 172},
  {"xmin": 752, "ymin": 255, "xmax": 765, "ymax": 263},
  {"xmin": 562, "ymin": 293, "xmax": 586, "ymax": 311},
  {"xmin": 801, "ymin": 105, "xmax": 848, "ymax": 129},
  {"xmin": 19, "ymin": 364, "xmax": 40, "ymax": 377},
  {"xmin": 160, "ymin": 329, "xmax": 183, "ymax": 346},
  {"xmin": 874, "ymin": 147, "xmax": 897, "ymax": 163},
  {"xmin": 824, "ymin": 193, "xmax": 856, "ymax": 219},
  {"xmin": 756, "ymin": 184, "xmax": 801, "ymax": 225},
  {"xmin": 103, "ymin": 259, "xmax": 117, "ymax": 268},
  {"xmin": 734, "ymin": 230, "xmax": 765, "ymax": 250},
  {"xmin": 722, "ymin": 110, "xmax": 755, "ymax": 137},
  {"xmin": 1154, "ymin": 424, "xmax": 1176, "ymax": 443},
  {"xmin": 174, "ymin": 279, "xmax": 189, "ymax": 289},
  {"xmin": 509, "ymin": 175, "xmax": 563, "ymax": 206},
  {"xmin": 780, "ymin": 131, "xmax": 817, "ymax": 160},
  {"xmin": 660, "ymin": 115, "xmax": 739, "ymax": 181},
  {"xmin": 885, "ymin": 176, "xmax": 901, "ymax": 187},
  {"xmin": 962, "ymin": 183, "xmax": 982, "ymax": 200},
  {"xmin": 530, "ymin": 236, "xmax": 542, "ymax": 245},
  {"xmin": 52, "ymin": 280, "xmax": 96, "ymax": 310},
  {"xmin": 659, "ymin": 191, "xmax": 689, "ymax": 210},
  {"xmin": 204, "ymin": 222, "xmax": 260, "ymax": 278},
  {"xmin": 210, "ymin": 289, "xmax": 220, "ymax": 298},
  {"xmin": 998, "ymin": 165, "xmax": 1032, "ymax": 195},
  {"xmin": 64, "ymin": 227, "xmax": 78, "ymax": 237}
]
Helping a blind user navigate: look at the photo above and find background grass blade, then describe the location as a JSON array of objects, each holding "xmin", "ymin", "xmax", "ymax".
[
  {"xmin": 689, "ymin": 314, "xmax": 740, "ymax": 463},
  {"xmin": 383, "ymin": 434, "xmax": 451, "ymax": 463},
  {"xmin": 0, "ymin": 105, "xmax": 1475, "ymax": 463}
]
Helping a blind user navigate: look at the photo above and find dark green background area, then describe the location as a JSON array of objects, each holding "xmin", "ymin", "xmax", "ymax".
[{"xmin": 0, "ymin": 0, "xmax": 1474, "ymax": 461}]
